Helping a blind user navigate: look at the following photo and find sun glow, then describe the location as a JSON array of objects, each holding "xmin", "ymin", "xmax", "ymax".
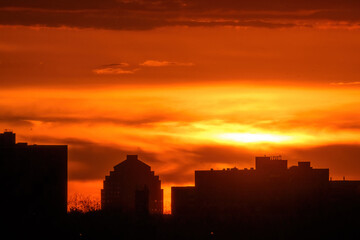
[{"xmin": 216, "ymin": 133, "xmax": 293, "ymax": 144}]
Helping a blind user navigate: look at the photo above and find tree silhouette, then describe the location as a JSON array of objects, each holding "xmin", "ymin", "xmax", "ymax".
[{"xmin": 68, "ymin": 193, "xmax": 100, "ymax": 213}]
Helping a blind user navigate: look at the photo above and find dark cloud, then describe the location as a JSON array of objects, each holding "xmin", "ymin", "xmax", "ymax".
[
  {"xmin": 20, "ymin": 136, "xmax": 128, "ymax": 180},
  {"xmin": 284, "ymin": 144, "xmax": 360, "ymax": 180},
  {"xmin": 15, "ymin": 134, "xmax": 258, "ymax": 184},
  {"xmin": 161, "ymin": 143, "xmax": 360, "ymax": 184},
  {"xmin": 158, "ymin": 145, "xmax": 255, "ymax": 184},
  {"xmin": 16, "ymin": 132, "xmax": 360, "ymax": 184},
  {"xmin": 21, "ymin": 135, "xmax": 164, "ymax": 181},
  {"xmin": 0, "ymin": 112, "xmax": 175, "ymax": 128},
  {"xmin": 64, "ymin": 142, "xmax": 360, "ymax": 183},
  {"xmin": 0, "ymin": 114, "xmax": 34, "ymax": 127},
  {"xmin": 184, "ymin": 145, "xmax": 254, "ymax": 165},
  {"xmin": 93, "ymin": 63, "xmax": 138, "ymax": 74},
  {"xmin": 69, "ymin": 142, "xmax": 161, "ymax": 181},
  {"xmin": 0, "ymin": 0, "xmax": 360, "ymax": 29}
]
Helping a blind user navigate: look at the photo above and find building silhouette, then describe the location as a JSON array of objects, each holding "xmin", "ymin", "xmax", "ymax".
[
  {"xmin": 172, "ymin": 156, "xmax": 360, "ymax": 216},
  {"xmin": 0, "ymin": 131, "xmax": 68, "ymax": 219},
  {"xmin": 101, "ymin": 155, "xmax": 163, "ymax": 214}
]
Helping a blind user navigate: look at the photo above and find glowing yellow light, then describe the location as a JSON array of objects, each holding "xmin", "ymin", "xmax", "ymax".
[{"xmin": 216, "ymin": 133, "xmax": 292, "ymax": 143}]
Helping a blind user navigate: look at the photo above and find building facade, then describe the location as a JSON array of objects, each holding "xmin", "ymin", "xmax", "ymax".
[{"xmin": 101, "ymin": 155, "xmax": 163, "ymax": 214}]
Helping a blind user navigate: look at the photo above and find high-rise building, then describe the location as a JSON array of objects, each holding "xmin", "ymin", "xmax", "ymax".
[
  {"xmin": 101, "ymin": 155, "xmax": 163, "ymax": 214},
  {"xmin": 0, "ymin": 131, "xmax": 68, "ymax": 218}
]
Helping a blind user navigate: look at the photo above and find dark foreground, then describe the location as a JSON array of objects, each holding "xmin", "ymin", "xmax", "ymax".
[{"xmin": 4, "ymin": 207, "xmax": 360, "ymax": 240}]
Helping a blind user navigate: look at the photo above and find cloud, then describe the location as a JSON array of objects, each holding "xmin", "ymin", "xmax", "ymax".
[
  {"xmin": 163, "ymin": 143, "xmax": 360, "ymax": 184},
  {"xmin": 22, "ymin": 135, "xmax": 164, "ymax": 181},
  {"xmin": 93, "ymin": 63, "xmax": 137, "ymax": 74},
  {"xmin": 98, "ymin": 63, "xmax": 130, "ymax": 68},
  {"xmin": 17, "ymin": 133, "xmax": 257, "ymax": 184},
  {"xmin": 20, "ymin": 136, "xmax": 131, "ymax": 180},
  {"xmin": 283, "ymin": 144, "xmax": 360, "ymax": 180},
  {"xmin": 68, "ymin": 142, "xmax": 159, "ymax": 181},
  {"xmin": 0, "ymin": 113, "xmax": 173, "ymax": 127},
  {"xmin": 152, "ymin": 144, "xmax": 256, "ymax": 184},
  {"xmin": 13, "ymin": 131, "xmax": 360, "ymax": 185},
  {"xmin": 140, "ymin": 60, "xmax": 194, "ymax": 67},
  {"xmin": 1, "ymin": 1, "xmax": 360, "ymax": 29},
  {"xmin": 93, "ymin": 61, "xmax": 194, "ymax": 75},
  {"xmin": 93, "ymin": 68, "xmax": 135, "ymax": 75},
  {"xmin": 70, "ymin": 142, "xmax": 360, "ymax": 183},
  {"xmin": 331, "ymin": 82, "xmax": 360, "ymax": 86}
]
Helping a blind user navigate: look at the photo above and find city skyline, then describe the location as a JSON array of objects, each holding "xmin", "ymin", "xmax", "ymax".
[
  {"xmin": 1, "ymin": 0, "xmax": 360, "ymax": 215},
  {"xmin": 4, "ymin": 129, "xmax": 360, "ymax": 213},
  {"xmin": 3, "ymin": 130, "xmax": 358, "ymax": 239},
  {"xmin": 2, "ymin": 129, "xmax": 359, "ymax": 216}
]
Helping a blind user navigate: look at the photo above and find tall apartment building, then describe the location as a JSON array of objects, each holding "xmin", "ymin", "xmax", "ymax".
[{"xmin": 0, "ymin": 131, "xmax": 68, "ymax": 218}]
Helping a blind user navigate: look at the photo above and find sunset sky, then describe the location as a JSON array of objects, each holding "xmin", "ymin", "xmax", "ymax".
[{"xmin": 1, "ymin": 0, "xmax": 360, "ymax": 213}]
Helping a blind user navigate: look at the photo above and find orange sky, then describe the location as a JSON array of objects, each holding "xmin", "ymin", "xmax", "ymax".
[{"xmin": 1, "ymin": 1, "xmax": 360, "ymax": 213}]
